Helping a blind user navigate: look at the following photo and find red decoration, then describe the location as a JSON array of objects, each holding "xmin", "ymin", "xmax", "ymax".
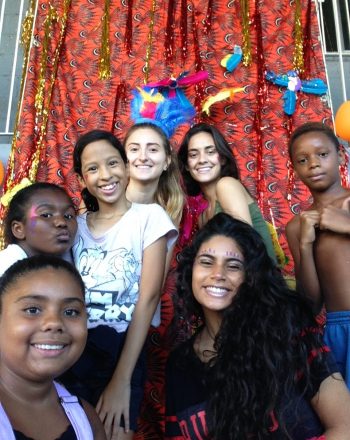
[
  {"xmin": 112, "ymin": 81, "xmax": 127, "ymax": 131},
  {"xmin": 203, "ymin": 0, "xmax": 213, "ymax": 35},
  {"xmin": 252, "ymin": 0, "xmax": 267, "ymax": 209},
  {"xmin": 164, "ymin": 0, "xmax": 176, "ymax": 65},
  {"xmin": 180, "ymin": 0, "xmax": 188, "ymax": 64},
  {"xmin": 124, "ymin": 0, "xmax": 133, "ymax": 55}
]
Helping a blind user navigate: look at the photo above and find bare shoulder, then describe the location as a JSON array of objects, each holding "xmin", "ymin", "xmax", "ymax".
[
  {"xmin": 81, "ymin": 399, "xmax": 107, "ymax": 440},
  {"xmin": 331, "ymin": 190, "xmax": 350, "ymax": 208},
  {"xmin": 216, "ymin": 176, "xmax": 246, "ymax": 194}
]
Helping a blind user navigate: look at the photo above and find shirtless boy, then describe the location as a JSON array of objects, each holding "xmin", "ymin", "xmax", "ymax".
[{"xmin": 286, "ymin": 121, "xmax": 350, "ymax": 388}]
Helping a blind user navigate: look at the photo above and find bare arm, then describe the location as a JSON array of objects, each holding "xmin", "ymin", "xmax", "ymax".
[
  {"xmin": 215, "ymin": 177, "xmax": 253, "ymax": 225},
  {"xmin": 96, "ymin": 237, "xmax": 167, "ymax": 439},
  {"xmin": 311, "ymin": 373, "xmax": 350, "ymax": 439},
  {"xmin": 286, "ymin": 213, "xmax": 322, "ymax": 312}
]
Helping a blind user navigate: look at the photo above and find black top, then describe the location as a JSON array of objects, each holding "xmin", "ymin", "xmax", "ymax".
[
  {"xmin": 14, "ymin": 425, "xmax": 76, "ymax": 440},
  {"xmin": 165, "ymin": 332, "xmax": 338, "ymax": 439}
]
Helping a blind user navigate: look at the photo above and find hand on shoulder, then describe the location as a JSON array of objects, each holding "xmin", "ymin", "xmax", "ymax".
[{"xmin": 318, "ymin": 197, "xmax": 350, "ymax": 234}]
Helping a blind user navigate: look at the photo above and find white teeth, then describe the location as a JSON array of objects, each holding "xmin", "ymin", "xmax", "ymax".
[
  {"xmin": 100, "ymin": 183, "xmax": 116, "ymax": 190},
  {"xmin": 206, "ymin": 286, "xmax": 228, "ymax": 295},
  {"xmin": 34, "ymin": 344, "xmax": 64, "ymax": 350}
]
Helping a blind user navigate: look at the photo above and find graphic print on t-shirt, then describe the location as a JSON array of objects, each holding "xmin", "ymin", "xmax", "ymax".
[{"xmin": 75, "ymin": 236, "xmax": 140, "ymax": 327}]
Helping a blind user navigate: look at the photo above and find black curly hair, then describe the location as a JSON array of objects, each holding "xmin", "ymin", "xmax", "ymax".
[
  {"xmin": 176, "ymin": 212, "xmax": 329, "ymax": 439},
  {"xmin": 178, "ymin": 123, "xmax": 240, "ymax": 196}
]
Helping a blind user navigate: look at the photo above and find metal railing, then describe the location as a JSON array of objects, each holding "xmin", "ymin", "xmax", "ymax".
[
  {"xmin": 0, "ymin": 0, "xmax": 29, "ymax": 143},
  {"xmin": 0, "ymin": 0, "xmax": 349, "ymax": 142},
  {"xmin": 317, "ymin": 0, "xmax": 350, "ymax": 114}
]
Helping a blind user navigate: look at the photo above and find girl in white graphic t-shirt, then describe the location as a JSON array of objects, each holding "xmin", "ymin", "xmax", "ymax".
[{"xmin": 60, "ymin": 129, "xmax": 177, "ymax": 440}]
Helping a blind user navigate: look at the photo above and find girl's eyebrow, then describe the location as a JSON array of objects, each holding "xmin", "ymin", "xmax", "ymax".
[
  {"xmin": 15, "ymin": 294, "xmax": 85, "ymax": 305},
  {"xmin": 197, "ymin": 251, "xmax": 244, "ymax": 262},
  {"xmin": 127, "ymin": 142, "xmax": 161, "ymax": 147}
]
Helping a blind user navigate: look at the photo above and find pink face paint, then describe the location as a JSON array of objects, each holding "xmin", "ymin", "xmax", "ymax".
[
  {"xmin": 199, "ymin": 248, "xmax": 215, "ymax": 255},
  {"xmin": 27, "ymin": 205, "xmax": 39, "ymax": 230}
]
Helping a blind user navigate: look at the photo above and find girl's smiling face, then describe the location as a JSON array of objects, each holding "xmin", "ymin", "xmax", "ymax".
[
  {"xmin": 192, "ymin": 234, "xmax": 245, "ymax": 315},
  {"xmin": 79, "ymin": 139, "xmax": 128, "ymax": 207},
  {"xmin": 186, "ymin": 132, "xmax": 224, "ymax": 185},
  {"xmin": 0, "ymin": 267, "xmax": 87, "ymax": 383},
  {"xmin": 125, "ymin": 127, "xmax": 170, "ymax": 184}
]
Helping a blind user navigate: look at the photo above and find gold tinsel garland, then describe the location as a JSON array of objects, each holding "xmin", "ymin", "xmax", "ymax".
[
  {"xmin": 144, "ymin": 0, "xmax": 157, "ymax": 83},
  {"xmin": 5, "ymin": 0, "xmax": 37, "ymax": 188},
  {"xmin": 99, "ymin": 0, "xmax": 111, "ymax": 80},
  {"xmin": 293, "ymin": 0, "xmax": 304, "ymax": 74},
  {"xmin": 240, "ymin": 0, "xmax": 252, "ymax": 67},
  {"xmin": 30, "ymin": 0, "xmax": 72, "ymax": 181}
]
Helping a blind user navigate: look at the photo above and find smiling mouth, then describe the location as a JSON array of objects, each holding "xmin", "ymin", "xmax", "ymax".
[
  {"xmin": 32, "ymin": 343, "xmax": 67, "ymax": 350},
  {"xmin": 99, "ymin": 183, "xmax": 119, "ymax": 195},
  {"xmin": 196, "ymin": 167, "xmax": 212, "ymax": 173},
  {"xmin": 205, "ymin": 286, "xmax": 230, "ymax": 297}
]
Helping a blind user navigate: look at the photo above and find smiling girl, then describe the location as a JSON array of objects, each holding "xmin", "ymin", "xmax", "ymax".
[
  {"xmin": 124, "ymin": 122, "xmax": 184, "ymax": 227},
  {"xmin": 123, "ymin": 122, "xmax": 184, "ymax": 439},
  {"xmin": 60, "ymin": 129, "xmax": 177, "ymax": 440},
  {"xmin": 0, "ymin": 255, "xmax": 106, "ymax": 440},
  {"xmin": 178, "ymin": 123, "xmax": 276, "ymax": 262},
  {"xmin": 166, "ymin": 213, "xmax": 350, "ymax": 439}
]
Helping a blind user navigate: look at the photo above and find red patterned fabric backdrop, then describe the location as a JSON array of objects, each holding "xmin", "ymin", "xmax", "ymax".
[
  {"xmin": 3, "ymin": 0, "xmax": 332, "ymax": 275},
  {"xmin": 1, "ymin": 1, "xmax": 333, "ymax": 438}
]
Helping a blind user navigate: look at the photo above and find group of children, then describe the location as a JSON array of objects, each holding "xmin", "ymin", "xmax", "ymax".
[{"xmin": 0, "ymin": 120, "xmax": 349, "ymax": 439}]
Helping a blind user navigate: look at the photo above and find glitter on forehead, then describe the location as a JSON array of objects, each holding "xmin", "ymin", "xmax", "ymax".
[{"xmin": 198, "ymin": 247, "xmax": 243, "ymax": 261}]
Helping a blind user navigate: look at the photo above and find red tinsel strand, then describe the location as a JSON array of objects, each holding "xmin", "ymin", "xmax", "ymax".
[
  {"xmin": 191, "ymin": 7, "xmax": 205, "ymax": 114},
  {"xmin": 302, "ymin": 0, "xmax": 312, "ymax": 79},
  {"xmin": 203, "ymin": 0, "xmax": 213, "ymax": 35},
  {"xmin": 252, "ymin": 1, "xmax": 267, "ymax": 209},
  {"xmin": 285, "ymin": 116, "xmax": 296, "ymax": 203},
  {"xmin": 180, "ymin": 0, "xmax": 188, "ymax": 64},
  {"xmin": 165, "ymin": 0, "xmax": 176, "ymax": 66},
  {"xmin": 112, "ymin": 82, "xmax": 127, "ymax": 131},
  {"xmin": 124, "ymin": 0, "xmax": 133, "ymax": 55},
  {"xmin": 340, "ymin": 144, "xmax": 350, "ymax": 188}
]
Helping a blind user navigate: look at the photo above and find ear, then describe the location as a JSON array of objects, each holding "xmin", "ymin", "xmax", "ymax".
[
  {"xmin": 11, "ymin": 221, "xmax": 26, "ymax": 240},
  {"xmin": 164, "ymin": 156, "xmax": 171, "ymax": 171},
  {"xmin": 220, "ymin": 156, "xmax": 227, "ymax": 166},
  {"xmin": 77, "ymin": 173, "xmax": 86, "ymax": 189}
]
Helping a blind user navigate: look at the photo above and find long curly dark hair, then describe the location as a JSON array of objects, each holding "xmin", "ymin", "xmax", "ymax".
[
  {"xmin": 176, "ymin": 213, "xmax": 328, "ymax": 439},
  {"xmin": 178, "ymin": 123, "xmax": 240, "ymax": 196}
]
